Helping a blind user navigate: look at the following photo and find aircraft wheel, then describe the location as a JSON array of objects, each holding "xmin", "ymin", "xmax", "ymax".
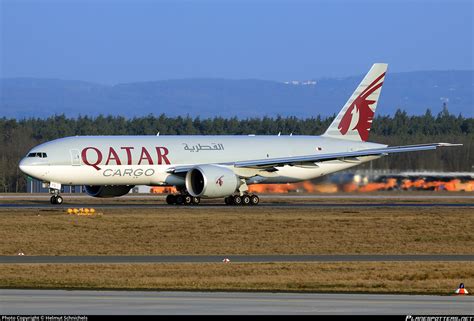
[
  {"xmin": 242, "ymin": 195, "xmax": 251, "ymax": 205},
  {"xmin": 56, "ymin": 196, "xmax": 63, "ymax": 205},
  {"xmin": 166, "ymin": 194, "xmax": 176, "ymax": 205},
  {"xmin": 184, "ymin": 195, "xmax": 193, "ymax": 205},
  {"xmin": 233, "ymin": 195, "xmax": 242, "ymax": 206},
  {"xmin": 250, "ymin": 194, "xmax": 260, "ymax": 205},
  {"xmin": 224, "ymin": 196, "xmax": 233, "ymax": 205},
  {"xmin": 192, "ymin": 197, "xmax": 200, "ymax": 205},
  {"xmin": 50, "ymin": 196, "xmax": 57, "ymax": 204},
  {"xmin": 175, "ymin": 195, "xmax": 184, "ymax": 205}
]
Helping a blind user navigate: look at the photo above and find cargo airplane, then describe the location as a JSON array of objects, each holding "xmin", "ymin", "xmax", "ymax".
[{"xmin": 19, "ymin": 64, "xmax": 461, "ymax": 205}]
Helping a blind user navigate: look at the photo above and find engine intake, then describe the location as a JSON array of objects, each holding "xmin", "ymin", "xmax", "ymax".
[
  {"xmin": 185, "ymin": 165, "xmax": 239, "ymax": 198},
  {"xmin": 84, "ymin": 185, "xmax": 134, "ymax": 198}
]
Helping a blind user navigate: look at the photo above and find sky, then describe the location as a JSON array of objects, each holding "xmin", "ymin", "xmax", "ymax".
[{"xmin": 1, "ymin": 0, "xmax": 473, "ymax": 84}]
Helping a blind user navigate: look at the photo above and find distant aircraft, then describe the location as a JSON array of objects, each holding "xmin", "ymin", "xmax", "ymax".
[{"xmin": 19, "ymin": 64, "xmax": 461, "ymax": 205}]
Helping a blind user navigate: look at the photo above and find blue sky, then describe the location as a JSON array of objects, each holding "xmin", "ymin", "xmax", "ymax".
[{"xmin": 1, "ymin": 0, "xmax": 472, "ymax": 84}]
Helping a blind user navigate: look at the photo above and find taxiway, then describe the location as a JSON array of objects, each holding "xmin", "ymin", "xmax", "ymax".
[{"xmin": 1, "ymin": 289, "xmax": 472, "ymax": 315}]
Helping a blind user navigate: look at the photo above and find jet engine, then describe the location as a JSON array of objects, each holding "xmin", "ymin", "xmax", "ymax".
[
  {"xmin": 185, "ymin": 165, "xmax": 240, "ymax": 198},
  {"xmin": 84, "ymin": 185, "xmax": 134, "ymax": 198}
]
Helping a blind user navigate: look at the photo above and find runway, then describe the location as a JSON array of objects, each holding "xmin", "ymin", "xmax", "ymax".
[
  {"xmin": 1, "ymin": 289, "xmax": 473, "ymax": 314},
  {"xmin": 1, "ymin": 193, "xmax": 473, "ymax": 209},
  {"xmin": 1, "ymin": 254, "xmax": 473, "ymax": 264},
  {"xmin": 1, "ymin": 202, "xmax": 473, "ymax": 209}
]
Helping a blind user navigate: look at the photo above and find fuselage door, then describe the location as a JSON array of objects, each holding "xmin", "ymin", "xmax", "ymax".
[{"xmin": 70, "ymin": 149, "xmax": 81, "ymax": 166}]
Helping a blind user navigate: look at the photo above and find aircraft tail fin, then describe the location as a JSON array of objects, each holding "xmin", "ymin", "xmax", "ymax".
[{"xmin": 323, "ymin": 63, "xmax": 388, "ymax": 142}]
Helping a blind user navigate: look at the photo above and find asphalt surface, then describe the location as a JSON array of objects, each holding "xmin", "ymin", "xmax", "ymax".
[
  {"xmin": 1, "ymin": 194, "xmax": 473, "ymax": 208},
  {"xmin": 1, "ymin": 202, "xmax": 473, "ymax": 209},
  {"xmin": 1, "ymin": 255, "xmax": 473, "ymax": 264},
  {"xmin": 1, "ymin": 290, "xmax": 472, "ymax": 314}
]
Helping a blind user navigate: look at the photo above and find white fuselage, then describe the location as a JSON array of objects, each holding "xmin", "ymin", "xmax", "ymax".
[{"xmin": 19, "ymin": 135, "xmax": 385, "ymax": 187}]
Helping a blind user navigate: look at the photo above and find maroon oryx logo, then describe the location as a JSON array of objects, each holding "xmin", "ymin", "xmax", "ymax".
[
  {"xmin": 216, "ymin": 175, "xmax": 224, "ymax": 186},
  {"xmin": 338, "ymin": 72, "xmax": 385, "ymax": 142}
]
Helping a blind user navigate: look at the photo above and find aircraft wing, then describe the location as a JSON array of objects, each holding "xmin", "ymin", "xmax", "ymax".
[
  {"xmin": 167, "ymin": 143, "xmax": 461, "ymax": 173},
  {"xmin": 233, "ymin": 143, "xmax": 462, "ymax": 169}
]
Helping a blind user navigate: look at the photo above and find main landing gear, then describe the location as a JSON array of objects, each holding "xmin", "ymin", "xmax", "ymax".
[
  {"xmin": 224, "ymin": 194, "xmax": 259, "ymax": 206},
  {"xmin": 165, "ymin": 192, "xmax": 260, "ymax": 206},
  {"xmin": 166, "ymin": 193, "xmax": 201, "ymax": 206}
]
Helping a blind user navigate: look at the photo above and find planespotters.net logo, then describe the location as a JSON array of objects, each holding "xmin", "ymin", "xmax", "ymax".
[{"xmin": 406, "ymin": 316, "xmax": 474, "ymax": 321}]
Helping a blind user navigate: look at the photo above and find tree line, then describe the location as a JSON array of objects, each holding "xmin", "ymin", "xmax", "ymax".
[{"xmin": 1, "ymin": 107, "xmax": 472, "ymax": 192}]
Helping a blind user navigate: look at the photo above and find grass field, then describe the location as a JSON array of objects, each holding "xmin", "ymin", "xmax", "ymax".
[
  {"xmin": 0, "ymin": 206, "xmax": 473, "ymax": 255},
  {"xmin": 1, "ymin": 262, "xmax": 472, "ymax": 295}
]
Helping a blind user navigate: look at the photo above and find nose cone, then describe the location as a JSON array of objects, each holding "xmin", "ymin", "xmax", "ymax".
[
  {"xmin": 19, "ymin": 158, "xmax": 31, "ymax": 175},
  {"xmin": 19, "ymin": 157, "xmax": 40, "ymax": 179}
]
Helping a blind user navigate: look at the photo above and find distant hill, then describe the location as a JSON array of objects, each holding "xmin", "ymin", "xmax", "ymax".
[{"xmin": 1, "ymin": 70, "xmax": 472, "ymax": 118}]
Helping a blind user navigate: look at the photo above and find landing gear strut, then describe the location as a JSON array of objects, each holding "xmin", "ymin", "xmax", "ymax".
[{"xmin": 225, "ymin": 194, "xmax": 259, "ymax": 206}]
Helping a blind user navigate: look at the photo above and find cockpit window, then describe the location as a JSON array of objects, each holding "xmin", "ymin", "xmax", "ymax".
[{"xmin": 27, "ymin": 152, "xmax": 47, "ymax": 158}]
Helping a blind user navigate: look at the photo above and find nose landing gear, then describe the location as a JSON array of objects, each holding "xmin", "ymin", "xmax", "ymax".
[
  {"xmin": 49, "ymin": 189, "xmax": 63, "ymax": 205},
  {"xmin": 50, "ymin": 195, "xmax": 63, "ymax": 204},
  {"xmin": 47, "ymin": 182, "xmax": 64, "ymax": 205}
]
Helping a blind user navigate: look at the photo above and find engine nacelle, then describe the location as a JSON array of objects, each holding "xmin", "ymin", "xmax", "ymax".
[
  {"xmin": 185, "ymin": 165, "xmax": 239, "ymax": 198},
  {"xmin": 84, "ymin": 185, "xmax": 134, "ymax": 198}
]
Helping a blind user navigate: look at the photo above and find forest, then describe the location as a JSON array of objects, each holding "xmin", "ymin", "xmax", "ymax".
[{"xmin": 1, "ymin": 107, "xmax": 472, "ymax": 192}]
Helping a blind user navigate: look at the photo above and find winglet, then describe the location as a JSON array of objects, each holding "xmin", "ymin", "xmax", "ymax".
[{"xmin": 437, "ymin": 143, "xmax": 463, "ymax": 147}]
